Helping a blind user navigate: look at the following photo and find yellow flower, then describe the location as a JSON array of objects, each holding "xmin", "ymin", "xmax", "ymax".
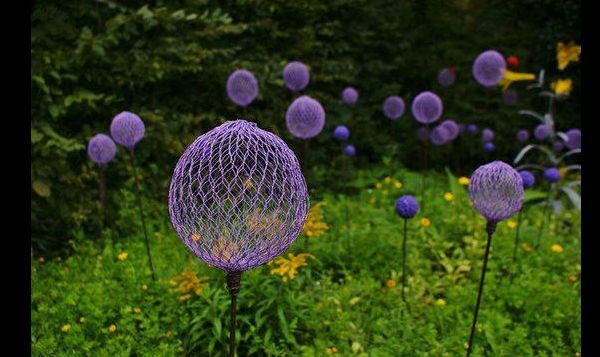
[
  {"xmin": 117, "ymin": 252, "xmax": 128, "ymax": 262},
  {"xmin": 394, "ymin": 181, "xmax": 403, "ymax": 189},
  {"xmin": 568, "ymin": 274, "xmax": 578, "ymax": 283},
  {"xmin": 302, "ymin": 202, "xmax": 329, "ymax": 238},
  {"xmin": 385, "ymin": 279, "xmax": 396, "ymax": 288},
  {"xmin": 179, "ymin": 294, "xmax": 191, "ymax": 302},
  {"xmin": 421, "ymin": 218, "xmax": 430, "ymax": 228},
  {"xmin": 556, "ymin": 42, "xmax": 581, "ymax": 70},
  {"xmin": 79, "ymin": 317, "xmax": 85, "ymax": 323},
  {"xmin": 551, "ymin": 79, "xmax": 572, "ymax": 96},
  {"xmin": 507, "ymin": 220, "xmax": 518, "ymax": 229},
  {"xmin": 382, "ymin": 190, "xmax": 389, "ymax": 196},
  {"xmin": 142, "ymin": 284, "xmax": 148, "ymax": 291},
  {"xmin": 133, "ymin": 307, "xmax": 141, "ymax": 314},
  {"xmin": 171, "ymin": 264, "xmax": 209, "ymax": 299},
  {"xmin": 458, "ymin": 177, "xmax": 470, "ymax": 186},
  {"xmin": 375, "ymin": 182, "xmax": 382, "ymax": 189},
  {"xmin": 269, "ymin": 253, "xmax": 313, "ymax": 283},
  {"xmin": 559, "ymin": 167, "xmax": 568, "ymax": 178},
  {"xmin": 325, "ymin": 347, "xmax": 338, "ymax": 355},
  {"xmin": 38, "ymin": 257, "xmax": 45, "ymax": 263},
  {"xmin": 436, "ymin": 298, "xmax": 446, "ymax": 307},
  {"xmin": 108, "ymin": 324, "xmax": 117, "ymax": 333},
  {"xmin": 61, "ymin": 324, "xmax": 72, "ymax": 332},
  {"xmin": 498, "ymin": 70, "xmax": 536, "ymax": 91},
  {"xmin": 369, "ymin": 197, "xmax": 376, "ymax": 205},
  {"xmin": 384, "ymin": 176, "xmax": 393, "ymax": 184},
  {"xmin": 551, "ymin": 244, "xmax": 564, "ymax": 253},
  {"xmin": 246, "ymin": 209, "xmax": 283, "ymax": 240},
  {"xmin": 443, "ymin": 192, "xmax": 454, "ymax": 202},
  {"xmin": 522, "ymin": 243, "xmax": 533, "ymax": 252}
]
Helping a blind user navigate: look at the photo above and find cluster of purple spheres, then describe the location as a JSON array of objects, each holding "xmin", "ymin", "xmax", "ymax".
[
  {"xmin": 411, "ymin": 91, "xmax": 443, "ymax": 124},
  {"xmin": 285, "ymin": 96, "xmax": 326, "ymax": 139},
  {"xmin": 227, "ymin": 69, "xmax": 259, "ymax": 107},
  {"xmin": 383, "ymin": 96, "xmax": 405, "ymax": 120},
  {"xmin": 88, "ymin": 110, "xmax": 146, "ymax": 165}
]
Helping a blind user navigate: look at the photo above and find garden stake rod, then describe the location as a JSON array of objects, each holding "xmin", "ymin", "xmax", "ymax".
[
  {"xmin": 401, "ymin": 218, "xmax": 408, "ymax": 304},
  {"xmin": 535, "ymin": 184, "xmax": 553, "ymax": 248},
  {"xmin": 227, "ymin": 271, "xmax": 242, "ymax": 357},
  {"xmin": 512, "ymin": 209, "xmax": 523, "ymax": 264}
]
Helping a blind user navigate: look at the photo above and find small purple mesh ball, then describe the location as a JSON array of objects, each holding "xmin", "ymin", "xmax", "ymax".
[
  {"xmin": 565, "ymin": 128, "xmax": 581, "ymax": 150},
  {"xmin": 552, "ymin": 141, "xmax": 564, "ymax": 152},
  {"xmin": 440, "ymin": 120, "xmax": 459, "ymax": 141},
  {"xmin": 519, "ymin": 170, "xmax": 536, "ymax": 188},
  {"xmin": 516, "ymin": 129, "xmax": 529, "ymax": 143},
  {"xmin": 333, "ymin": 125, "xmax": 350, "ymax": 141},
  {"xmin": 483, "ymin": 142, "xmax": 495, "ymax": 152},
  {"xmin": 469, "ymin": 161, "xmax": 524, "ymax": 222},
  {"xmin": 482, "ymin": 128, "xmax": 495, "ymax": 142},
  {"xmin": 168, "ymin": 120, "xmax": 309, "ymax": 273},
  {"xmin": 342, "ymin": 87, "xmax": 359, "ymax": 106},
  {"xmin": 383, "ymin": 96, "xmax": 405, "ymax": 120},
  {"xmin": 285, "ymin": 96, "xmax": 326, "ymax": 139},
  {"xmin": 110, "ymin": 111, "xmax": 145, "ymax": 150},
  {"xmin": 438, "ymin": 67, "xmax": 456, "ymax": 87},
  {"xmin": 226, "ymin": 69, "xmax": 259, "ymax": 107},
  {"xmin": 503, "ymin": 89, "xmax": 519, "ymax": 106},
  {"xmin": 411, "ymin": 91, "xmax": 443, "ymax": 124},
  {"xmin": 395, "ymin": 195, "xmax": 419, "ymax": 219},
  {"xmin": 416, "ymin": 127, "xmax": 430, "ymax": 142},
  {"xmin": 534, "ymin": 124, "xmax": 550, "ymax": 141},
  {"xmin": 344, "ymin": 145, "xmax": 356, "ymax": 156},
  {"xmin": 543, "ymin": 167, "xmax": 561, "ymax": 183},
  {"xmin": 283, "ymin": 61, "xmax": 310, "ymax": 92},
  {"xmin": 88, "ymin": 134, "xmax": 116, "ymax": 165},
  {"xmin": 430, "ymin": 125, "xmax": 450, "ymax": 146},
  {"xmin": 472, "ymin": 50, "xmax": 506, "ymax": 87},
  {"xmin": 467, "ymin": 124, "xmax": 478, "ymax": 134}
]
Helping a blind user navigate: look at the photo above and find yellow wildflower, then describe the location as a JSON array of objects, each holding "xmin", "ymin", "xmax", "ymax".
[
  {"xmin": 171, "ymin": 265, "xmax": 209, "ymax": 298},
  {"xmin": 458, "ymin": 177, "xmax": 470, "ymax": 186},
  {"xmin": 61, "ymin": 324, "xmax": 72, "ymax": 332},
  {"xmin": 302, "ymin": 202, "xmax": 329, "ymax": 238},
  {"xmin": 375, "ymin": 182, "xmax": 382, "ymax": 189},
  {"xmin": 382, "ymin": 190, "xmax": 389, "ymax": 196},
  {"xmin": 556, "ymin": 42, "xmax": 581, "ymax": 70},
  {"xmin": 247, "ymin": 209, "xmax": 283, "ymax": 240},
  {"xmin": 507, "ymin": 220, "xmax": 518, "ymax": 229},
  {"xmin": 443, "ymin": 192, "xmax": 454, "ymax": 202},
  {"xmin": 436, "ymin": 298, "xmax": 446, "ymax": 307},
  {"xmin": 551, "ymin": 79, "xmax": 572, "ymax": 96},
  {"xmin": 142, "ymin": 284, "xmax": 148, "ymax": 291},
  {"xmin": 269, "ymin": 253, "xmax": 313, "ymax": 283},
  {"xmin": 109, "ymin": 324, "xmax": 117, "ymax": 333},
  {"xmin": 522, "ymin": 243, "xmax": 533, "ymax": 252},
  {"xmin": 385, "ymin": 279, "xmax": 396, "ymax": 288},
  {"xmin": 210, "ymin": 234, "xmax": 239, "ymax": 263},
  {"xmin": 325, "ymin": 347, "xmax": 338, "ymax": 355},
  {"xmin": 498, "ymin": 70, "xmax": 536, "ymax": 91},
  {"xmin": 369, "ymin": 197, "xmax": 376, "ymax": 205},
  {"xmin": 179, "ymin": 294, "xmax": 191, "ymax": 302},
  {"xmin": 559, "ymin": 167, "xmax": 568, "ymax": 178},
  {"xmin": 79, "ymin": 317, "xmax": 85, "ymax": 323},
  {"xmin": 394, "ymin": 181, "xmax": 403, "ymax": 189},
  {"xmin": 117, "ymin": 252, "xmax": 128, "ymax": 262},
  {"xmin": 133, "ymin": 307, "xmax": 141, "ymax": 314},
  {"xmin": 384, "ymin": 176, "xmax": 393, "ymax": 184},
  {"xmin": 190, "ymin": 233, "xmax": 201, "ymax": 243},
  {"xmin": 421, "ymin": 218, "xmax": 430, "ymax": 228},
  {"xmin": 38, "ymin": 257, "xmax": 45, "ymax": 263},
  {"xmin": 551, "ymin": 244, "xmax": 564, "ymax": 253},
  {"xmin": 568, "ymin": 274, "xmax": 578, "ymax": 283}
]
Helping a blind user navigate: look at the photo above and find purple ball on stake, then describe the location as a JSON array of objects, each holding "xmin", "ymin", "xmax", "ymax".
[
  {"xmin": 516, "ymin": 129, "xmax": 529, "ymax": 143},
  {"xmin": 395, "ymin": 195, "xmax": 419, "ymax": 304},
  {"xmin": 87, "ymin": 134, "xmax": 116, "ymax": 234},
  {"xmin": 342, "ymin": 87, "xmax": 359, "ymax": 106},
  {"xmin": 512, "ymin": 170, "xmax": 536, "ymax": 263},
  {"xmin": 483, "ymin": 142, "xmax": 495, "ymax": 152},
  {"xmin": 226, "ymin": 69, "xmax": 259, "ymax": 107},
  {"xmin": 467, "ymin": 124, "xmax": 478, "ymax": 134},
  {"xmin": 344, "ymin": 145, "xmax": 356, "ymax": 156},
  {"xmin": 283, "ymin": 61, "xmax": 310, "ymax": 92},
  {"xmin": 565, "ymin": 128, "xmax": 581, "ymax": 150},
  {"xmin": 472, "ymin": 50, "xmax": 507, "ymax": 87},
  {"xmin": 440, "ymin": 120, "xmax": 459, "ymax": 141},
  {"xmin": 333, "ymin": 125, "xmax": 350, "ymax": 142},
  {"xmin": 383, "ymin": 96, "xmax": 405, "ymax": 120},
  {"xmin": 430, "ymin": 125, "xmax": 450, "ymax": 146},
  {"xmin": 534, "ymin": 124, "xmax": 551, "ymax": 141},
  {"xmin": 482, "ymin": 128, "xmax": 494, "ymax": 142},
  {"xmin": 411, "ymin": 91, "xmax": 443, "ymax": 124}
]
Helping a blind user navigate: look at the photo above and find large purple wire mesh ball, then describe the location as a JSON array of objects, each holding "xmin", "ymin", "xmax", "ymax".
[
  {"xmin": 333, "ymin": 125, "xmax": 350, "ymax": 141},
  {"xmin": 503, "ymin": 89, "xmax": 519, "ymax": 106},
  {"xmin": 411, "ymin": 91, "xmax": 443, "ymax": 124},
  {"xmin": 565, "ymin": 128, "xmax": 581, "ymax": 150},
  {"xmin": 395, "ymin": 195, "xmax": 419, "ymax": 219},
  {"xmin": 88, "ymin": 134, "xmax": 116, "ymax": 165},
  {"xmin": 534, "ymin": 124, "xmax": 550, "ymax": 141},
  {"xmin": 226, "ymin": 69, "xmax": 259, "ymax": 107},
  {"xmin": 438, "ymin": 67, "xmax": 456, "ymax": 87},
  {"xmin": 342, "ymin": 87, "xmax": 359, "ymax": 106},
  {"xmin": 285, "ymin": 96, "xmax": 326, "ymax": 139},
  {"xmin": 482, "ymin": 128, "xmax": 495, "ymax": 142},
  {"xmin": 416, "ymin": 126, "xmax": 430, "ymax": 142},
  {"xmin": 543, "ymin": 167, "xmax": 561, "ymax": 183},
  {"xmin": 483, "ymin": 142, "xmax": 495, "ymax": 152},
  {"xmin": 110, "ymin": 111, "xmax": 145, "ymax": 150},
  {"xmin": 383, "ymin": 96, "xmax": 405, "ymax": 120},
  {"xmin": 430, "ymin": 125, "xmax": 450, "ymax": 146},
  {"xmin": 440, "ymin": 120, "xmax": 459, "ymax": 141},
  {"xmin": 168, "ymin": 120, "xmax": 309, "ymax": 273},
  {"xmin": 519, "ymin": 170, "xmax": 536, "ymax": 188},
  {"xmin": 344, "ymin": 145, "xmax": 356, "ymax": 156},
  {"xmin": 467, "ymin": 124, "xmax": 478, "ymax": 134},
  {"xmin": 283, "ymin": 61, "xmax": 310, "ymax": 92},
  {"xmin": 516, "ymin": 129, "xmax": 529, "ymax": 143},
  {"xmin": 468, "ymin": 161, "xmax": 524, "ymax": 223},
  {"xmin": 552, "ymin": 141, "xmax": 565, "ymax": 152},
  {"xmin": 472, "ymin": 50, "xmax": 506, "ymax": 87}
]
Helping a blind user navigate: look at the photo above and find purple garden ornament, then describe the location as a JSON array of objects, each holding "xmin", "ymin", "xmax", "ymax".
[
  {"xmin": 438, "ymin": 67, "xmax": 456, "ymax": 87},
  {"xmin": 344, "ymin": 145, "xmax": 356, "ymax": 156},
  {"xmin": 440, "ymin": 120, "xmax": 459, "ymax": 141},
  {"xmin": 565, "ymin": 128, "xmax": 581, "ymax": 150},
  {"xmin": 472, "ymin": 50, "xmax": 507, "ymax": 87},
  {"xmin": 283, "ymin": 61, "xmax": 310, "ymax": 92},
  {"xmin": 467, "ymin": 124, "xmax": 478, "ymax": 134},
  {"xmin": 430, "ymin": 125, "xmax": 450, "ymax": 146},
  {"xmin": 519, "ymin": 170, "xmax": 536, "ymax": 188},
  {"xmin": 168, "ymin": 120, "xmax": 309, "ymax": 357},
  {"xmin": 516, "ymin": 129, "xmax": 529, "ymax": 143},
  {"xmin": 411, "ymin": 91, "xmax": 443, "ymax": 124},
  {"xmin": 227, "ymin": 69, "xmax": 259, "ymax": 107},
  {"xmin": 342, "ymin": 87, "xmax": 359, "ymax": 106},
  {"xmin": 286, "ymin": 96, "xmax": 326, "ymax": 140},
  {"xmin": 513, "ymin": 169, "xmax": 536, "ymax": 263},
  {"xmin": 536, "ymin": 167, "xmax": 561, "ymax": 249},
  {"xmin": 333, "ymin": 125, "xmax": 350, "ymax": 142},
  {"xmin": 383, "ymin": 96, "xmax": 405, "ymax": 120},
  {"xmin": 543, "ymin": 167, "xmax": 561, "ymax": 183},
  {"xmin": 87, "ymin": 134, "xmax": 116, "ymax": 234},
  {"xmin": 483, "ymin": 142, "xmax": 495, "ymax": 152},
  {"xmin": 395, "ymin": 195, "xmax": 419, "ymax": 303},
  {"xmin": 534, "ymin": 124, "xmax": 550, "ymax": 141},
  {"xmin": 552, "ymin": 141, "xmax": 564, "ymax": 152},
  {"xmin": 482, "ymin": 128, "xmax": 494, "ymax": 142}
]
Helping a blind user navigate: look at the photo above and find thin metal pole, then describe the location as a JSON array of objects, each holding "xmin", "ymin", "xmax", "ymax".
[
  {"xmin": 99, "ymin": 165, "xmax": 107, "ymax": 232},
  {"xmin": 512, "ymin": 209, "xmax": 523, "ymax": 264},
  {"xmin": 402, "ymin": 218, "xmax": 408, "ymax": 304},
  {"xmin": 129, "ymin": 151, "xmax": 156, "ymax": 281},
  {"xmin": 226, "ymin": 272, "xmax": 242, "ymax": 357},
  {"xmin": 535, "ymin": 184, "xmax": 553, "ymax": 249}
]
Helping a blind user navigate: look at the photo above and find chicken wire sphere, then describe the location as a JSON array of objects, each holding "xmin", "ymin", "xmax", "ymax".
[
  {"xmin": 565, "ymin": 128, "xmax": 581, "ymax": 150},
  {"xmin": 519, "ymin": 170, "xmax": 536, "ymax": 188},
  {"xmin": 168, "ymin": 120, "xmax": 309, "ymax": 273},
  {"xmin": 226, "ymin": 69, "xmax": 259, "ymax": 107},
  {"xmin": 333, "ymin": 125, "xmax": 350, "ymax": 142},
  {"xmin": 482, "ymin": 128, "xmax": 494, "ymax": 142},
  {"xmin": 516, "ymin": 129, "xmax": 530, "ymax": 143},
  {"xmin": 411, "ymin": 91, "xmax": 443, "ymax": 124},
  {"xmin": 344, "ymin": 145, "xmax": 356, "ymax": 156},
  {"xmin": 416, "ymin": 127, "xmax": 430, "ymax": 142},
  {"xmin": 543, "ymin": 167, "xmax": 561, "ymax": 183},
  {"xmin": 283, "ymin": 61, "xmax": 310, "ymax": 92},
  {"xmin": 503, "ymin": 89, "xmax": 519, "ymax": 106},
  {"xmin": 438, "ymin": 68, "xmax": 456, "ymax": 87},
  {"xmin": 110, "ymin": 111, "xmax": 145, "ymax": 150},
  {"xmin": 483, "ymin": 142, "xmax": 495, "ymax": 152},
  {"xmin": 469, "ymin": 161, "xmax": 524, "ymax": 223},
  {"xmin": 285, "ymin": 96, "xmax": 326, "ymax": 139},
  {"xmin": 467, "ymin": 124, "xmax": 478, "ymax": 134},
  {"xmin": 88, "ymin": 134, "xmax": 116, "ymax": 165},
  {"xmin": 342, "ymin": 87, "xmax": 359, "ymax": 106},
  {"xmin": 440, "ymin": 120, "xmax": 460, "ymax": 141},
  {"xmin": 430, "ymin": 125, "xmax": 450, "ymax": 146},
  {"xmin": 472, "ymin": 50, "xmax": 507, "ymax": 87},
  {"xmin": 383, "ymin": 96, "xmax": 405, "ymax": 120},
  {"xmin": 395, "ymin": 195, "xmax": 419, "ymax": 219},
  {"xmin": 534, "ymin": 124, "xmax": 550, "ymax": 141}
]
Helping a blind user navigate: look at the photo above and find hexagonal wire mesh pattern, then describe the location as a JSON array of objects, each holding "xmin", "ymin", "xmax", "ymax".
[{"xmin": 168, "ymin": 120, "xmax": 309, "ymax": 273}]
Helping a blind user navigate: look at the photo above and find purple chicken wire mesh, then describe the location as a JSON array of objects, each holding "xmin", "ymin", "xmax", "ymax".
[
  {"xmin": 227, "ymin": 69, "xmax": 259, "ymax": 107},
  {"xmin": 503, "ymin": 89, "xmax": 518, "ymax": 106},
  {"xmin": 283, "ymin": 61, "xmax": 310, "ymax": 92},
  {"xmin": 438, "ymin": 68, "xmax": 456, "ymax": 87},
  {"xmin": 430, "ymin": 125, "xmax": 450, "ymax": 146},
  {"xmin": 482, "ymin": 128, "xmax": 494, "ymax": 142},
  {"xmin": 168, "ymin": 120, "xmax": 309, "ymax": 273},
  {"xmin": 110, "ymin": 111, "xmax": 145, "ymax": 150},
  {"xmin": 469, "ymin": 161, "xmax": 524, "ymax": 223},
  {"xmin": 88, "ymin": 134, "xmax": 116, "ymax": 165},
  {"xmin": 342, "ymin": 87, "xmax": 359, "ymax": 106},
  {"xmin": 516, "ymin": 129, "xmax": 529, "ymax": 143},
  {"xmin": 411, "ymin": 91, "xmax": 443, "ymax": 124},
  {"xmin": 333, "ymin": 125, "xmax": 350, "ymax": 141},
  {"xmin": 383, "ymin": 96, "xmax": 405, "ymax": 120},
  {"xmin": 472, "ymin": 50, "xmax": 506, "ymax": 87},
  {"xmin": 285, "ymin": 96, "xmax": 326, "ymax": 139},
  {"xmin": 440, "ymin": 120, "xmax": 459, "ymax": 141},
  {"xmin": 565, "ymin": 128, "xmax": 581, "ymax": 150}
]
